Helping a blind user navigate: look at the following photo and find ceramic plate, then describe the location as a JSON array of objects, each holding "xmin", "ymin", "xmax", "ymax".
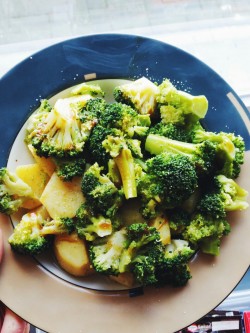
[{"xmin": 0, "ymin": 34, "xmax": 249, "ymax": 333}]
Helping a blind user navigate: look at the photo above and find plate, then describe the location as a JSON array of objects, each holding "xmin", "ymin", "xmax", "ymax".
[{"xmin": 0, "ymin": 33, "xmax": 250, "ymax": 333}]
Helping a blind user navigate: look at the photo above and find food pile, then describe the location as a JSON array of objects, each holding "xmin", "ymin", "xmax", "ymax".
[{"xmin": 0, "ymin": 77, "xmax": 248, "ymax": 288}]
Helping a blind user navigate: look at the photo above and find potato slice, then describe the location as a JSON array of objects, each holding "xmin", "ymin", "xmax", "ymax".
[
  {"xmin": 54, "ymin": 233, "xmax": 93, "ymax": 277},
  {"xmin": 150, "ymin": 215, "xmax": 171, "ymax": 245},
  {"xmin": 15, "ymin": 163, "xmax": 50, "ymax": 210},
  {"xmin": 27, "ymin": 144, "xmax": 56, "ymax": 177},
  {"xmin": 16, "ymin": 163, "xmax": 50, "ymax": 199},
  {"xmin": 40, "ymin": 172, "xmax": 84, "ymax": 218}
]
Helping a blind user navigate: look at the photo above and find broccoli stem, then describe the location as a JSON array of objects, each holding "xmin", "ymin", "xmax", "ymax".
[
  {"xmin": 114, "ymin": 148, "xmax": 137, "ymax": 199},
  {"xmin": 145, "ymin": 133, "xmax": 196, "ymax": 156}
]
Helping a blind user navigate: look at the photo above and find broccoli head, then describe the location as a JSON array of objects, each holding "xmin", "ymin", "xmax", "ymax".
[
  {"xmin": 40, "ymin": 217, "xmax": 75, "ymax": 236},
  {"xmin": 87, "ymin": 125, "xmax": 122, "ymax": 167},
  {"xmin": 192, "ymin": 129, "xmax": 245, "ymax": 178},
  {"xmin": 137, "ymin": 152, "xmax": 198, "ymax": 218},
  {"xmin": 75, "ymin": 203, "xmax": 113, "ymax": 241},
  {"xmin": 145, "ymin": 133, "xmax": 217, "ymax": 176},
  {"xmin": 102, "ymin": 135, "xmax": 139, "ymax": 199},
  {"xmin": 89, "ymin": 228, "xmax": 128, "ymax": 276},
  {"xmin": 8, "ymin": 210, "xmax": 50, "ymax": 255},
  {"xmin": 155, "ymin": 239, "xmax": 194, "ymax": 287},
  {"xmin": 98, "ymin": 102, "xmax": 150, "ymax": 138},
  {"xmin": 0, "ymin": 167, "xmax": 35, "ymax": 215},
  {"xmin": 113, "ymin": 77, "xmax": 158, "ymax": 115},
  {"xmin": 81, "ymin": 163, "xmax": 124, "ymax": 218},
  {"xmin": 78, "ymin": 97, "xmax": 106, "ymax": 124},
  {"xmin": 168, "ymin": 209, "xmax": 191, "ymax": 236},
  {"xmin": 183, "ymin": 213, "xmax": 231, "ymax": 256},
  {"xmin": 70, "ymin": 82, "xmax": 105, "ymax": 97},
  {"xmin": 53, "ymin": 156, "xmax": 86, "ymax": 181},
  {"xmin": 156, "ymin": 78, "xmax": 208, "ymax": 126},
  {"xmin": 198, "ymin": 175, "xmax": 249, "ymax": 218},
  {"xmin": 26, "ymin": 95, "xmax": 95, "ymax": 158}
]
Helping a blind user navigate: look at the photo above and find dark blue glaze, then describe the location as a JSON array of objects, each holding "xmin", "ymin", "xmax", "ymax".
[{"xmin": 0, "ymin": 33, "xmax": 249, "ymax": 166}]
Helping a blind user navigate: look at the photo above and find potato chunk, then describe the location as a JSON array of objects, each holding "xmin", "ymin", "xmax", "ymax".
[
  {"xmin": 16, "ymin": 163, "xmax": 50, "ymax": 198},
  {"xmin": 40, "ymin": 172, "xmax": 84, "ymax": 219},
  {"xmin": 54, "ymin": 233, "xmax": 93, "ymax": 277}
]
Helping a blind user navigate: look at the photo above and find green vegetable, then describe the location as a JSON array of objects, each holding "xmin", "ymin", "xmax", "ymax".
[{"xmin": 0, "ymin": 167, "xmax": 34, "ymax": 215}]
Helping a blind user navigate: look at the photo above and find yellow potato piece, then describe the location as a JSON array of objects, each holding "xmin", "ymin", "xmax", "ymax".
[
  {"xmin": 54, "ymin": 233, "xmax": 93, "ymax": 277},
  {"xmin": 40, "ymin": 172, "xmax": 84, "ymax": 219},
  {"xmin": 16, "ymin": 163, "xmax": 50, "ymax": 199},
  {"xmin": 28, "ymin": 144, "xmax": 56, "ymax": 177}
]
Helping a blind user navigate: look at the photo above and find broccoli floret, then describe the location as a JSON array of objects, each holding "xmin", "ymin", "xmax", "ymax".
[
  {"xmin": 102, "ymin": 135, "xmax": 139, "ymax": 199},
  {"xmin": 78, "ymin": 97, "xmax": 106, "ymax": 123},
  {"xmin": 89, "ymin": 228, "xmax": 128, "ymax": 276},
  {"xmin": 137, "ymin": 153, "xmax": 198, "ymax": 218},
  {"xmin": 168, "ymin": 209, "xmax": 191, "ymax": 236},
  {"xmin": 193, "ymin": 129, "xmax": 245, "ymax": 178},
  {"xmin": 75, "ymin": 203, "xmax": 113, "ymax": 241},
  {"xmin": 155, "ymin": 239, "xmax": 194, "ymax": 287},
  {"xmin": 70, "ymin": 82, "xmax": 105, "ymax": 97},
  {"xmin": 90, "ymin": 222, "xmax": 163, "ymax": 282},
  {"xmin": 198, "ymin": 175, "xmax": 249, "ymax": 218},
  {"xmin": 113, "ymin": 77, "xmax": 158, "ymax": 115},
  {"xmin": 0, "ymin": 168, "xmax": 35, "ymax": 215},
  {"xmin": 88, "ymin": 125, "xmax": 123, "ymax": 167},
  {"xmin": 98, "ymin": 102, "xmax": 151, "ymax": 138},
  {"xmin": 183, "ymin": 213, "xmax": 231, "ymax": 256},
  {"xmin": 26, "ymin": 95, "xmax": 95, "ymax": 158},
  {"xmin": 53, "ymin": 156, "xmax": 86, "ymax": 181},
  {"xmin": 156, "ymin": 78, "xmax": 208, "ymax": 126},
  {"xmin": 8, "ymin": 210, "xmax": 50, "ymax": 255},
  {"xmin": 145, "ymin": 134, "xmax": 217, "ymax": 176},
  {"xmin": 40, "ymin": 217, "xmax": 75, "ymax": 236},
  {"xmin": 81, "ymin": 163, "xmax": 124, "ymax": 218}
]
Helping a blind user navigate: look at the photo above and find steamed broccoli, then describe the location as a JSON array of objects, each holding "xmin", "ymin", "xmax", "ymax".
[
  {"xmin": 98, "ymin": 102, "xmax": 151, "ymax": 138},
  {"xmin": 0, "ymin": 167, "xmax": 35, "ymax": 215},
  {"xmin": 156, "ymin": 78, "xmax": 208, "ymax": 125},
  {"xmin": 88, "ymin": 125, "xmax": 123, "ymax": 167},
  {"xmin": 89, "ymin": 228, "xmax": 128, "ymax": 276},
  {"xmin": 8, "ymin": 210, "xmax": 50, "ymax": 255},
  {"xmin": 113, "ymin": 77, "xmax": 158, "ymax": 115},
  {"xmin": 145, "ymin": 134, "xmax": 217, "ymax": 176},
  {"xmin": 183, "ymin": 213, "xmax": 231, "ymax": 256},
  {"xmin": 168, "ymin": 209, "xmax": 191, "ymax": 236},
  {"xmin": 81, "ymin": 163, "xmax": 124, "ymax": 218},
  {"xmin": 149, "ymin": 121, "xmax": 204, "ymax": 143},
  {"xmin": 137, "ymin": 152, "xmax": 198, "ymax": 218},
  {"xmin": 75, "ymin": 203, "xmax": 113, "ymax": 241},
  {"xmin": 26, "ymin": 95, "xmax": 95, "ymax": 158},
  {"xmin": 53, "ymin": 156, "xmax": 86, "ymax": 181},
  {"xmin": 155, "ymin": 239, "xmax": 194, "ymax": 287},
  {"xmin": 102, "ymin": 135, "xmax": 139, "ymax": 199},
  {"xmin": 40, "ymin": 217, "xmax": 75, "ymax": 235},
  {"xmin": 70, "ymin": 82, "xmax": 105, "ymax": 97},
  {"xmin": 193, "ymin": 129, "xmax": 245, "ymax": 178},
  {"xmin": 78, "ymin": 97, "xmax": 106, "ymax": 124},
  {"xmin": 198, "ymin": 175, "xmax": 249, "ymax": 218}
]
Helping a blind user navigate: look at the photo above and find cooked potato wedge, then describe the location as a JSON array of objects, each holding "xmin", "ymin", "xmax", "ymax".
[
  {"xmin": 54, "ymin": 233, "xmax": 93, "ymax": 277},
  {"xmin": 40, "ymin": 172, "xmax": 85, "ymax": 219}
]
